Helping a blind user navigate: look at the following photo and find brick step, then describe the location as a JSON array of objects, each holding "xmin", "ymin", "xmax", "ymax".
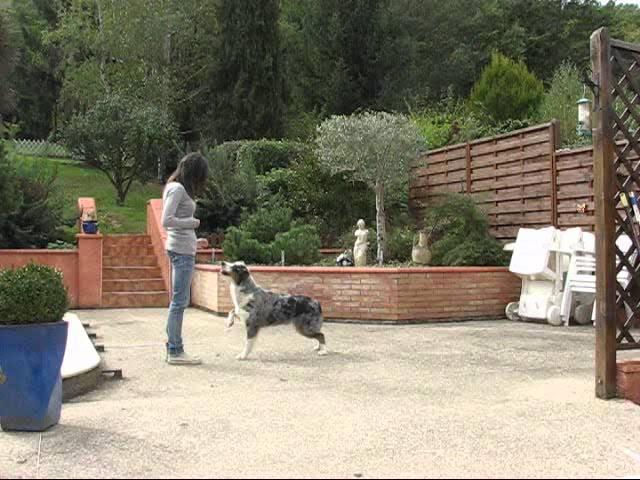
[
  {"xmin": 103, "ymin": 256, "xmax": 158, "ymax": 267},
  {"xmin": 103, "ymin": 235, "xmax": 152, "ymax": 247},
  {"xmin": 102, "ymin": 291, "xmax": 169, "ymax": 308},
  {"xmin": 103, "ymin": 267, "xmax": 162, "ymax": 280},
  {"xmin": 103, "ymin": 245, "xmax": 155, "ymax": 257},
  {"xmin": 103, "ymin": 278, "xmax": 166, "ymax": 293}
]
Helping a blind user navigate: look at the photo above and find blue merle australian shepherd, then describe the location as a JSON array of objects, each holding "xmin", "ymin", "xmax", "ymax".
[{"xmin": 220, "ymin": 261, "xmax": 328, "ymax": 360}]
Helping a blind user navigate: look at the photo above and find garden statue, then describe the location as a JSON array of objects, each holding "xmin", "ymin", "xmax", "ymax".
[
  {"xmin": 412, "ymin": 230, "xmax": 432, "ymax": 265},
  {"xmin": 353, "ymin": 219, "xmax": 369, "ymax": 267}
]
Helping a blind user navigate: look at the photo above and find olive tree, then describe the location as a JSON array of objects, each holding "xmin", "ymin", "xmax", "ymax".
[{"xmin": 315, "ymin": 111, "xmax": 425, "ymax": 264}]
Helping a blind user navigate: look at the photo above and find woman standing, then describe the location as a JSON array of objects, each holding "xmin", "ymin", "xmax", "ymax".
[{"xmin": 162, "ymin": 152, "xmax": 209, "ymax": 365}]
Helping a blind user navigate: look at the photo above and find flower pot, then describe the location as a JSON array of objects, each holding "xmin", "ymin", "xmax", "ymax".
[
  {"xmin": 0, "ymin": 321, "xmax": 69, "ymax": 432},
  {"xmin": 82, "ymin": 220, "xmax": 98, "ymax": 234}
]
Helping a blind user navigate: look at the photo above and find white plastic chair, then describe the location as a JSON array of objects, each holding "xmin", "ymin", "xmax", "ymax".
[
  {"xmin": 506, "ymin": 227, "xmax": 565, "ymax": 324},
  {"xmin": 560, "ymin": 234, "xmax": 633, "ymax": 326}
]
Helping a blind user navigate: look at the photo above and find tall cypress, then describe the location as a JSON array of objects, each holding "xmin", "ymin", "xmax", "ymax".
[{"xmin": 213, "ymin": 0, "xmax": 285, "ymax": 141}]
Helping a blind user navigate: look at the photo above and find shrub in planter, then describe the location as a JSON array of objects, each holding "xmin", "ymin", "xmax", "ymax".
[
  {"xmin": 0, "ymin": 264, "xmax": 69, "ymax": 432},
  {"xmin": 222, "ymin": 227, "xmax": 275, "ymax": 265},
  {"xmin": 222, "ymin": 205, "xmax": 322, "ymax": 265},
  {"xmin": 386, "ymin": 226, "xmax": 415, "ymax": 263},
  {"xmin": 241, "ymin": 204, "xmax": 293, "ymax": 244},
  {"xmin": 424, "ymin": 193, "xmax": 509, "ymax": 267},
  {"xmin": 272, "ymin": 225, "xmax": 321, "ymax": 266}
]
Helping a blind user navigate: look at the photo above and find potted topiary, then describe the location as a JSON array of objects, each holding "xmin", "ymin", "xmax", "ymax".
[
  {"xmin": 0, "ymin": 264, "xmax": 69, "ymax": 432},
  {"xmin": 81, "ymin": 209, "xmax": 99, "ymax": 234}
]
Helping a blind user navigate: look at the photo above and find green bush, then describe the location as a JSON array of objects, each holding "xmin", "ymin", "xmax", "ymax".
[
  {"xmin": 236, "ymin": 140, "xmax": 309, "ymax": 175},
  {"xmin": 197, "ymin": 142, "xmax": 258, "ymax": 235},
  {"xmin": 197, "ymin": 139, "xmax": 309, "ymax": 235},
  {"xmin": 386, "ymin": 226, "xmax": 414, "ymax": 263},
  {"xmin": 0, "ymin": 264, "xmax": 69, "ymax": 325},
  {"xmin": 470, "ymin": 53, "xmax": 544, "ymax": 123},
  {"xmin": 0, "ymin": 143, "xmax": 64, "ymax": 249},
  {"xmin": 222, "ymin": 227, "xmax": 275, "ymax": 264},
  {"xmin": 272, "ymin": 225, "xmax": 321, "ymax": 265},
  {"xmin": 410, "ymin": 95, "xmax": 534, "ymax": 150},
  {"xmin": 257, "ymin": 154, "xmax": 376, "ymax": 246},
  {"xmin": 240, "ymin": 204, "xmax": 293, "ymax": 244},
  {"xmin": 424, "ymin": 193, "xmax": 509, "ymax": 266},
  {"xmin": 222, "ymin": 205, "xmax": 322, "ymax": 266}
]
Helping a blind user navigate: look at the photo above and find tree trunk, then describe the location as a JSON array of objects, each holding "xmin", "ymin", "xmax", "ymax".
[
  {"xmin": 375, "ymin": 181, "xmax": 386, "ymax": 265},
  {"xmin": 115, "ymin": 185, "xmax": 126, "ymax": 206}
]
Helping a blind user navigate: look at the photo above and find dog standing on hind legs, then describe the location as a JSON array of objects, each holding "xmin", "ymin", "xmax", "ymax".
[{"xmin": 220, "ymin": 261, "xmax": 328, "ymax": 360}]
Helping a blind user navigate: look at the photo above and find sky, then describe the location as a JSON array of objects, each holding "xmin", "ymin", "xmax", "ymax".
[{"xmin": 608, "ymin": 0, "xmax": 640, "ymax": 5}]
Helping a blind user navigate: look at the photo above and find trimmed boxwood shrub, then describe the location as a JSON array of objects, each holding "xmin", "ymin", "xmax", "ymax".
[{"xmin": 0, "ymin": 264, "xmax": 69, "ymax": 325}]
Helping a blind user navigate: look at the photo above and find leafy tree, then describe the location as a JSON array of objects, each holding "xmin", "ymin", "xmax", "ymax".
[
  {"xmin": 470, "ymin": 53, "xmax": 544, "ymax": 123},
  {"xmin": 50, "ymin": 0, "xmax": 176, "ymax": 117},
  {"xmin": 0, "ymin": 11, "xmax": 16, "ymax": 117},
  {"xmin": 64, "ymin": 94, "xmax": 176, "ymax": 205},
  {"xmin": 315, "ymin": 111, "xmax": 425, "ymax": 264},
  {"xmin": 9, "ymin": 0, "xmax": 62, "ymax": 138},
  {"xmin": 212, "ymin": 0, "xmax": 285, "ymax": 141},
  {"xmin": 538, "ymin": 62, "xmax": 584, "ymax": 146},
  {"xmin": 609, "ymin": 3, "xmax": 640, "ymax": 44},
  {"xmin": 281, "ymin": 0, "xmax": 416, "ymax": 121}
]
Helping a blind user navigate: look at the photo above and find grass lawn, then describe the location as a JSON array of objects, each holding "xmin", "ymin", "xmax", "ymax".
[{"xmin": 19, "ymin": 156, "xmax": 162, "ymax": 235}]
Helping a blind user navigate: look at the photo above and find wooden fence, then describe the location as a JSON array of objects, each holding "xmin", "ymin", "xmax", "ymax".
[{"xmin": 409, "ymin": 121, "xmax": 606, "ymax": 241}]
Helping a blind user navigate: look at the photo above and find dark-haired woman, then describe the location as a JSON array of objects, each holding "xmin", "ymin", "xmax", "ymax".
[{"xmin": 162, "ymin": 152, "xmax": 209, "ymax": 365}]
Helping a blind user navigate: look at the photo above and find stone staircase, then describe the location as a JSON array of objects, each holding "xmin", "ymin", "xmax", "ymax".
[{"xmin": 102, "ymin": 235, "xmax": 169, "ymax": 308}]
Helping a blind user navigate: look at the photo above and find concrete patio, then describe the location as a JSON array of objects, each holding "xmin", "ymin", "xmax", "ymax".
[{"xmin": 2, "ymin": 308, "xmax": 640, "ymax": 478}]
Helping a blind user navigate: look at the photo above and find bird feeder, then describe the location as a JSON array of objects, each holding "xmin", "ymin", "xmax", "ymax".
[{"xmin": 577, "ymin": 95, "xmax": 592, "ymax": 138}]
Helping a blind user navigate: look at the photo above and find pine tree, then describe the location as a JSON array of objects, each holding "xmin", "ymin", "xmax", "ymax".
[{"xmin": 212, "ymin": 0, "xmax": 285, "ymax": 141}]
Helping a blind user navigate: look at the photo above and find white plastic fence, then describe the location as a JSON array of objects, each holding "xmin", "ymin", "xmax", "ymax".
[{"xmin": 13, "ymin": 139, "xmax": 70, "ymax": 159}]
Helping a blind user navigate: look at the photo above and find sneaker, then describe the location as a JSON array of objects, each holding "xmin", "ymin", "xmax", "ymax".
[{"xmin": 166, "ymin": 351, "xmax": 202, "ymax": 366}]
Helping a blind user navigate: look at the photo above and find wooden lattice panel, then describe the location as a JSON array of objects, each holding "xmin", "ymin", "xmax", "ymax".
[{"xmin": 610, "ymin": 39, "xmax": 640, "ymax": 350}]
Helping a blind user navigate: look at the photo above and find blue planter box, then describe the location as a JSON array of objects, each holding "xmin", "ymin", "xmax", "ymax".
[{"xmin": 0, "ymin": 322, "xmax": 69, "ymax": 432}]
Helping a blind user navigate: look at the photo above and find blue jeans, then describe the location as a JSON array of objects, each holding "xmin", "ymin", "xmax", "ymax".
[{"xmin": 166, "ymin": 251, "xmax": 195, "ymax": 354}]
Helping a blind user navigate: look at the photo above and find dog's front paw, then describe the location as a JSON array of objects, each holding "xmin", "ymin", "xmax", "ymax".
[
  {"xmin": 236, "ymin": 353, "xmax": 249, "ymax": 361},
  {"xmin": 225, "ymin": 312, "xmax": 235, "ymax": 328},
  {"xmin": 317, "ymin": 348, "xmax": 329, "ymax": 356}
]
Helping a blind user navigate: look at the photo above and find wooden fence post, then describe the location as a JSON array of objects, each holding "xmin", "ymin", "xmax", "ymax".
[
  {"xmin": 592, "ymin": 27, "xmax": 618, "ymax": 399},
  {"xmin": 549, "ymin": 120, "xmax": 559, "ymax": 228},
  {"xmin": 465, "ymin": 143, "xmax": 472, "ymax": 193}
]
